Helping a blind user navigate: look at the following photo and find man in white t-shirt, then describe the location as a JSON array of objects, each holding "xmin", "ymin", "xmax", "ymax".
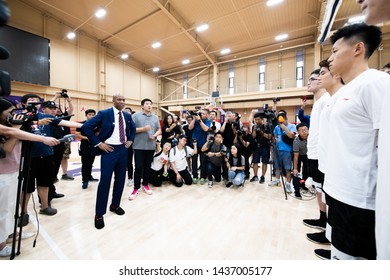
[
  {"xmin": 313, "ymin": 59, "xmax": 344, "ymax": 260},
  {"xmin": 325, "ymin": 23, "xmax": 389, "ymax": 260},
  {"xmin": 302, "ymin": 69, "xmax": 330, "ymax": 247},
  {"xmin": 169, "ymin": 135, "xmax": 197, "ymax": 187},
  {"xmin": 356, "ymin": 0, "xmax": 390, "ymax": 260}
]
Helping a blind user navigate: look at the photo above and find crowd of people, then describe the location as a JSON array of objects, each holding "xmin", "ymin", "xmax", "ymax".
[{"xmin": 0, "ymin": 0, "xmax": 389, "ymax": 260}]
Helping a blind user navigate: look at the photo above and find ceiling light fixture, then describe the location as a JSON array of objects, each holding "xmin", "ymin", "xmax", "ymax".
[
  {"xmin": 67, "ymin": 32, "xmax": 76, "ymax": 39},
  {"xmin": 153, "ymin": 67, "xmax": 160, "ymax": 72},
  {"xmin": 266, "ymin": 0, "xmax": 284, "ymax": 7},
  {"xmin": 348, "ymin": 15, "xmax": 366, "ymax": 23},
  {"xmin": 275, "ymin": 33, "xmax": 288, "ymax": 41},
  {"xmin": 220, "ymin": 48, "xmax": 231, "ymax": 55},
  {"xmin": 95, "ymin": 8, "xmax": 107, "ymax": 18},
  {"xmin": 182, "ymin": 59, "xmax": 190, "ymax": 65},
  {"xmin": 152, "ymin": 42, "xmax": 161, "ymax": 49},
  {"xmin": 196, "ymin": 24, "xmax": 209, "ymax": 32},
  {"xmin": 121, "ymin": 53, "xmax": 129, "ymax": 59}
]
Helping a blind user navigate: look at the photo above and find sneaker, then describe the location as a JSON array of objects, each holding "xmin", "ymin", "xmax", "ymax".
[
  {"xmin": 285, "ymin": 182, "xmax": 293, "ymax": 193},
  {"xmin": 225, "ymin": 182, "xmax": 233, "ymax": 188},
  {"xmin": 200, "ymin": 178, "xmax": 206, "ymax": 185},
  {"xmin": 193, "ymin": 178, "xmax": 198, "ymax": 184},
  {"xmin": 94, "ymin": 216, "xmax": 104, "ymax": 230},
  {"xmin": 208, "ymin": 181, "xmax": 213, "ymax": 188},
  {"xmin": 128, "ymin": 179, "xmax": 134, "ymax": 186},
  {"xmin": 306, "ymin": 231, "xmax": 330, "ymax": 245},
  {"xmin": 250, "ymin": 176, "xmax": 258, "ymax": 182},
  {"xmin": 293, "ymin": 191, "xmax": 302, "ymax": 199},
  {"xmin": 7, "ymin": 231, "xmax": 35, "ymax": 243},
  {"xmin": 61, "ymin": 174, "xmax": 74, "ymax": 180},
  {"xmin": 268, "ymin": 179, "xmax": 280, "ymax": 186},
  {"xmin": 302, "ymin": 218, "xmax": 326, "ymax": 230},
  {"xmin": 82, "ymin": 181, "xmax": 88, "ymax": 189},
  {"xmin": 0, "ymin": 245, "xmax": 11, "ymax": 257},
  {"xmin": 89, "ymin": 177, "xmax": 99, "ymax": 182},
  {"xmin": 259, "ymin": 176, "xmax": 265, "ymax": 184},
  {"xmin": 39, "ymin": 206, "xmax": 57, "ymax": 216},
  {"xmin": 129, "ymin": 189, "xmax": 139, "ymax": 200},
  {"xmin": 18, "ymin": 213, "xmax": 29, "ymax": 227},
  {"xmin": 143, "ymin": 185, "xmax": 152, "ymax": 195},
  {"xmin": 314, "ymin": 249, "xmax": 331, "ymax": 260}
]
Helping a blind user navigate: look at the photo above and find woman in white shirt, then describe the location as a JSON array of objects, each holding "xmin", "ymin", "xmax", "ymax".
[{"xmin": 148, "ymin": 140, "xmax": 171, "ymax": 187}]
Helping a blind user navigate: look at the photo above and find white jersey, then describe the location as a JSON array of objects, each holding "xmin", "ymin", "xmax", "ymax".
[
  {"xmin": 169, "ymin": 146, "xmax": 194, "ymax": 172},
  {"xmin": 318, "ymin": 89, "xmax": 343, "ymax": 174},
  {"xmin": 323, "ymin": 69, "xmax": 387, "ymax": 210},
  {"xmin": 376, "ymin": 73, "xmax": 390, "ymax": 259},
  {"xmin": 151, "ymin": 151, "xmax": 169, "ymax": 171},
  {"xmin": 307, "ymin": 92, "xmax": 330, "ymax": 159}
]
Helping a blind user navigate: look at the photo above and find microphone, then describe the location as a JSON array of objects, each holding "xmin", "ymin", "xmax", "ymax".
[{"xmin": 58, "ymin": 134, "xmax": 76, "ymax": 143}]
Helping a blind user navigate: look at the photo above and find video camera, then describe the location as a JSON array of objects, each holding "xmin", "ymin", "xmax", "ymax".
[
  {"xmin": 188, "ymin": 110, "xmax": 201, "ymax": 117},
  {"xmin": 7, "ymin": 102, "xmax": 41, "ymax": 125},
  {"xmin": 261, "ymin": 103, "xmax": 277, "ymax": 121}
]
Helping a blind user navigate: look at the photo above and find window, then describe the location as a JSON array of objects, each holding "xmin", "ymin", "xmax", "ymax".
[
  {"xmin": 229, "ymin": 64, "xmax": 234, "ymax": 95},
  {"xmin": 259, "ymin": 57, "xmax": 266, "ymax": 91},
  {"xmin": 296, "ymin": 50, "xmax": 304, "ymax": 88}
]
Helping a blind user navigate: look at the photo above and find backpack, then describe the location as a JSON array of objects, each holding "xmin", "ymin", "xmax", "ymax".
[{"xmin": 173, "ymin": 145, "xmax": 190, "ymax": 158}]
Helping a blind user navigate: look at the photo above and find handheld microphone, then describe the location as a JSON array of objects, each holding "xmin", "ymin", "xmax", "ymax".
[{"xmin": 58, "ymin": 134, "xmax": 76, "ymax": 143}]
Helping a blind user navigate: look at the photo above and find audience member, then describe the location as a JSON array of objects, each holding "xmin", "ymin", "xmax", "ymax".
[
  {"xmin": 148, "ymin": 140, "xmax": 171, "ymax": 187},
  {"xmin": 225, "ymin": 144, "xmax": 246, "ymax": 188}
]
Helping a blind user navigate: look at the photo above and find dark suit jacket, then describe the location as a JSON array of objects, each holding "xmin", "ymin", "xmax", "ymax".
[{"xmin": 81, "ymin": 108, "xmax": 136, "ymax": 155}]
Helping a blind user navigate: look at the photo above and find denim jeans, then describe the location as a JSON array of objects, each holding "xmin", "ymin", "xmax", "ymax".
[{"xmin": 228, "ymin": 170, "xmax": 245, "ymax": 186}]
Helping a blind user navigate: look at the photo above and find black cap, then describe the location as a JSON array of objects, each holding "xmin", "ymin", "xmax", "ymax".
[{"xmin": 41, "ymin": 101, "xmax": 57, "ymax": 108}]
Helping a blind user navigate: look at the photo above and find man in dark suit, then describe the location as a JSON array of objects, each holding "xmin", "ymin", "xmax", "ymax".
[{"xmin": 82, "ymin": 94, "xmax": 136, "ymax": 229}]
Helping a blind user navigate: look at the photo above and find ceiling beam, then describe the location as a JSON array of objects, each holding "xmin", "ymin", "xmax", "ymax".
[{"xmin": 152, "ymin": 0, "xmax": 216, "ymax": 66}]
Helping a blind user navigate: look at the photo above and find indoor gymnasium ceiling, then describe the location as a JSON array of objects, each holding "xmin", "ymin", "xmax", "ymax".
[{"xmin": 9, "ymin": 0, "xmax": 370, "ymax": 76}]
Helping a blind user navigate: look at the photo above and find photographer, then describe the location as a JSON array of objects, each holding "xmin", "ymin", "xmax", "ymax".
[
  {"xmin": 201, "ymin": 132, "xmax": 227, "ymax": 187},
  {"xmin": 18, "ymin": 94, "xmax": 82, "ymax": 225},
  {"xmin": 188, "ymin": 108, "xmax": 211, "ymax": 185},
  {"xmin": 51, "ymin": 90, "xmax": 75, "ymax": 181},
  {"xmin": 235, "ymin": 125, "xmax": 252, "ymax": 180},
  {"xmin": 209, "ymin": 110, "xmax": 221, "ymax": 133},
  {"xmin": 162, "ymin": 114, "xmax": 176, "ymax": 143},
  {"xmin": 250, "ymin": 113, "xmax": 271, "ymax": 184},
  {"xmin": 220, "ymin": 111, "xmax": 235, "ymax": 180},
  {"xmin": 269, "ymin": 111, "xmax": 296, "ymax": 192},
  {"xmin": 0, "ymin": 98, "xmax": 59, "ymax": 257},
  {"xmin": 169, "ymin": 135, "xmax": 197, "ymax": 187}
]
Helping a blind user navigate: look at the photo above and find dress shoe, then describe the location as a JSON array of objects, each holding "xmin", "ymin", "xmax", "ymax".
[
  {"xmin": 95, "ymin": 216, "xmax": 104, "ymax": 229},
  {"xmin": 109, "ymin": 206, "xmax": 125, "ymax": 215},
  {"xmin": 52, "ymin": 192, "xmax": 64, "ymax": 199},
  {"xmin": 89, "ymin": 177, "xmax": 99, "ymax": 182},
  {"xmin": 82, "ymin": 181, "xmax": 88, "ymax": 189}
]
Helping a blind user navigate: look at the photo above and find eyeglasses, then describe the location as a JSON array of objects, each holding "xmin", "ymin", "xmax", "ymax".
[{"xmin": 308, "ymin": 77, "xmax": 318, "ymax": 82}]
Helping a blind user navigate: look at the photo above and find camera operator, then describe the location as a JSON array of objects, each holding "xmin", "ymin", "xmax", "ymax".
[
  {"xmin": 18, "ymin": 94, "xmax": 82, "ymax": 225},
  {"xmin": 188, "ymin": 108, "xmax": 211, "ymax": 185},
  {"xmin": 234, "ymin": 125, "xmax": 252, "ymax": 180},
  {"xmin": 209, "ymin": 110, "xmax": 221, "ymax": 133},
  {"xmin": 250, "ymin": 112, "xmax": 271, "ymax": 184},
  {"xmin": 0, "ymin": 98, "xmax": 59, "ymax": 257},
  {"xmin": 269, "ymin": 111, "xmax": 297, "ymax": 192},
  {"xmin": 201, "ymin": 132, "xmax": 227, "ymax": 187},
  {"xmin": 51, "ymin": 90, "xmax": 75, "ymax": 181},
  {"xmin": 220, "ymin": 111, "xmax": 236, "ymax": 180}
]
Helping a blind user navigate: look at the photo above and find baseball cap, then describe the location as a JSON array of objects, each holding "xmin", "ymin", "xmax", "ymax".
[{"xmin": 41, "ymin": 101, "xmax": 57, "ymax": 108}]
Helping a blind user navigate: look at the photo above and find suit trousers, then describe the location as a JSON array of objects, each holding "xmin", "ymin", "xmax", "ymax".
[{"xmin": 95, "ymin": 144, "xmax": 127, "ymax": 216}]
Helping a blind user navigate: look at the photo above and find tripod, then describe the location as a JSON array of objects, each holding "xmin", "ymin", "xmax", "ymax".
[
  {"xmin": 10, "ymin": 139, "xmax": 33, "ymax": 259},
  {"xmin": 265, "ymin": 119, "xmax": 289, "ymax": 200}
]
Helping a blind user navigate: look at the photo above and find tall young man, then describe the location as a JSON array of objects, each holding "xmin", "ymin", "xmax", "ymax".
[
  {"xmin": 302, "ymin": 69, "xmax": 330, "ymax": 245},
  {"xmin": 356, "ymin": 0, "xmax": 390, "ymax": 260},
  {"xmin": 82, "ymin": 94, "xmax": 136, "ymax": 229},
  {"xmin": 129, "ymin": 98, "xmax": 161, "ymax": 200},
  {"xmin": 325, "ymin": 23, "xmax": 389, "ymax": 259}
]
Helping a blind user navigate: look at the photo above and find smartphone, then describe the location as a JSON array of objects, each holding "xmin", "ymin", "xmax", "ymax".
[{"xmin": 302, "ymin": 96, "xmax": 307, "ymax": 102}]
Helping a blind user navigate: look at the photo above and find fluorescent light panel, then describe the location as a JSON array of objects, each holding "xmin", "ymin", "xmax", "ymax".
[
  {"xmin": 275, "ymin": 33, "xmax": 288, "ymax": 41},
  {"xmin": 152, "ymin": 42, "xmax": 161, "ymax": 49},
  {"xmin": 121, "ymin": 53, "xmax": 129, "ymax": 59},
  {"xmin": 266, "ymin": 0, "xmax": 283, "ymax": 7},
  {"xmin": 220, "ymin": 48, "xmax": 231, "ymax": 55},
  {"xmin": 153, "ymin": 67, "xmax": 160, "ymax": 72},
  {"xmin": 196, "ymin": 24, "xmax": 209, "ymax": 32},
  {"xmin": 95, "ymin": 8, "xmax": 107, "ymax": 18},
  {"xmin": 67, "ymin": 32, "xmax": 76, "ymax": 39},
  {"xmin": 182, "ymin": 59, "xmax": 190, "ymax": 65}
]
